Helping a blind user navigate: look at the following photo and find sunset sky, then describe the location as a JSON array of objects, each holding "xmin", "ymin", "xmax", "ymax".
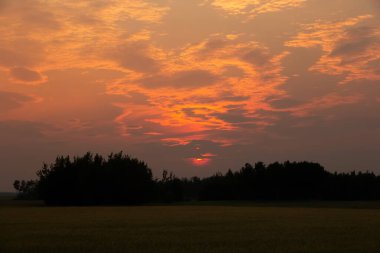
[{"xmin": 1, "ymin": 0, "xmax": 380, "ymax": 191}]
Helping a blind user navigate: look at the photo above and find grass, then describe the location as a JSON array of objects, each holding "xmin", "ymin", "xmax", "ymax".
[{"xmin": 1, "ymin": 200, "xmax": 380, "ymax": 253}]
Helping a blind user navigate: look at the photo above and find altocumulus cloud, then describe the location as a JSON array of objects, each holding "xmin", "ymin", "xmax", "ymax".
[
  {"xmin": 110, "ymin": 42, "xmax": 161, "ymax": 73},
  {"xmin": 140, "ymin": 70, "xmax": 219, "ymax": 89},
  {"xmin": 9, "ymin": 67, "xmax": 47, "ymax": 84},
  {"xmin": 0, "ymin": 91, "xmax": 37, "ymax": 113}
]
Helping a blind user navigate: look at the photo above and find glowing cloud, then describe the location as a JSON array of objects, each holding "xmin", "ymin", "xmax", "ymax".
[
  {"xmin": 205, "ymin": 0, "xmax": 307, "ymax": 19},
  {"xmin": 106, "ymin": 32, "xmax": 291, "ymax": 147},
  {"xmin": 286, "ymin": 15, "xmax": 380, "ymax": 84},
  {"xmin": 1, "ymin": 0, "xmax": 380, "ymax": 191}
]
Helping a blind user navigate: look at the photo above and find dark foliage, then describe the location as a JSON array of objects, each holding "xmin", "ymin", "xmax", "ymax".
[
  {"xmin": 155, "ymin": 170, "xmax": 184, "ymax": 202},
  {"xmin": 181, "ymin": 176, "xmax": 202, "ymax": 201},
  {"xmin": 197, "ymin": 161, "xmax": 380, "ymax": 201},
  {"xmin": 13, "ymin": 153, "xmax": 380, "ymax": 205},
  {"xmin": 13, "ymin": 180, "xmax": 39, "ymax": 200},
  {"xmin": 35, "ymin": 152, "xmax": 155, "ymax": 205}
]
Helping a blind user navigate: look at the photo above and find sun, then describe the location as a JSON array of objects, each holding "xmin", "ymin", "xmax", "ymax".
[{"xmin": 190, "ymin": 157, "xmax": 211, "ymax": 166}]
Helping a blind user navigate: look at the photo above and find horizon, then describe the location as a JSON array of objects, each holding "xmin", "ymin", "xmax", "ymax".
[{"xmin": 1, "ymin": 0, "xmax": 380, "ymax": 191}]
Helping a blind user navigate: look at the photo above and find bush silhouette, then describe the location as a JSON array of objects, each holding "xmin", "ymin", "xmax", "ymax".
[
  {"xmin": 13, "ymin": 153, "xmax": 380, "ymax": 204},
  {"xmin": 36, "ymin": 152, "xmax": 154, "ymax": 205}
]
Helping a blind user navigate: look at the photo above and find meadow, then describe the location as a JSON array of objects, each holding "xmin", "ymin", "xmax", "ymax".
[{"xmin": 1, "ymin": 200, "xmax": 380, "ymax": 253}]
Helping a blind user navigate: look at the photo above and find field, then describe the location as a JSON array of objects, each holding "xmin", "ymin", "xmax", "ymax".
[{"xmin": 1, "ymin": 200, "xmax": 380, "ymax": 253}]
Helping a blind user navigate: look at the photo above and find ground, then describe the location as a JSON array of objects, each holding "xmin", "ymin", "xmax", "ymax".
[{"xmin": 1, "ymin": 199, "xmax": 380, "ymax": 253}]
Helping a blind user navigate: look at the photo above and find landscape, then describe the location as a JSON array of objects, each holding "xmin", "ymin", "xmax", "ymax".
[
  {"xmin": 1, "ymin": 0, "xmax": 380, "ymax": 252},
  {"xmin": 2, "ymin": 152, "xmax": 380, "ymax": 252}
]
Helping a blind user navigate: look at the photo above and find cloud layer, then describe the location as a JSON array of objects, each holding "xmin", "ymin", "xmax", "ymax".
[{"xmin": 1, "ymin": 0, "xmax": 380, "ymax": 191}]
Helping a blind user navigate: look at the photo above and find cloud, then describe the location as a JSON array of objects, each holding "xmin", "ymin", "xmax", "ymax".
[
  {"xmin": 105, "ymin": 33, "xmax": 291, "ymax": 148},
  {"xmin": 264, "ymin": 91, "xmax": 363, "ymax": 118},
  {"xmin": 267, "ymin": 97, "xmax": 304, "ymax": 109},
  {"xmin": 263, "ymin": 99, "xmax": 380, "ymax": 158},
  {"xmin": 0, "ymin": 0, "xmax": 11, "ymax": 11},
  {"xmin": 0, "ymin": 0, "xmax": 170, "ymax": 76},
  {"xmin": 123, "ymin": 91, "xmax": 151, "ymax": 105},
  {"xmin": 371, "ymin": 0, "xmax": 380, "ymax": 10},
  {"xmin": 368, "ymin": 59, "xmax": 380, "ymax": 74},
  {"xmin": 0, "ymin": 0, "xmax": 292, "ymax": 152},
  {"xmin": 1, "ymin": 0, "xmax": 380, "ymax": 191},
  {"xmin": 196, "ymin": 37, "xmax": 231, "ymax": 56},
  {"xmin": 9, "ymin": 67, "xmax": 47, "ymax": 84},
  {"xmin": 222, "ymin": 65, "xmax": 246, "ymax": 77},
  {"xmin": 0, "ymin": 120, "xmax": 50, "ymax": 140},
  {"xmin": 21, "ymin": 8, "xmax": 62, "ymax": 31},
  {"xmin": 182, "ymin": 108, "xmax": 211, "ymax": 120},
  {"xmin": 241, "ymin": 48, "xmax": 271, "ymax": 66},
  {"xmin": 0, "ymin": 44, "xmax": 44, "ymax": 68},
  {"xmin": 140, "ymin": 70, "xmax": 219, "ymax": 89},
  {"xmin": 286, "ymin": 15, "xmax": 380, "ymax": 84},
  {"xmin": 329, "ymin": 26, "xmax": 377, "ymax": 57},
  {"xmin": 201, "ymin": 153, "xmax": 217, "ymax": 157},
  {"xmin": 205, "ymin": 0, "xmax": 307, "ymax": 19},
  {"xmin": 188, "ymin": 92, "xmax": 250, "ymax": 104},
  {"xmin": 110, "ymin": 42, "xmax": 161, "ymax": 73},
  {"xmin": 289, "ymin": 93, "xmax": 363, "ymax": 117},
  {"xmin": 285, "ymin": 15, "xmax": 373, "ymax": 50},
  {"xmin": 211, "ymin": 107, "xmax": 252, "ymax": 124},
  {"xmin": 0, "ymin": 49, "xmax": 26, "ymax": 68},
  {"xmin": 0, "ymin": 91, "xmax": 38, "ymax": 113}
]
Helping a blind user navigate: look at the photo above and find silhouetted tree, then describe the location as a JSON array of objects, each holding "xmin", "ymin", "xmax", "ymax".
[
  {"xmin": 182, "ymin": 176, "xmax": 202, "ymax": 201},
  {"xmin": 156, "ymin": 170, "xmax": 184, "ymax": 202},
  {"xmin": 14, "ymin": 155, "xmax": 380, "ymax": 204},
  {"xmin": 13, "ymin": 179, "xmax": 38, "ymax": 200},
  {"xmin": 197, "ymin": 161, "xmax": 380, "ymax": 201},
  {"xmin": 35, "ymin": 152, "xmax": 154, "ymax": 205}
]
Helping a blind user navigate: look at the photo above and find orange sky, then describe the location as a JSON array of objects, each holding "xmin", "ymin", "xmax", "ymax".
[{"xmin": 1, "ymin": 0, "xmax": 380, "ymax": 191}]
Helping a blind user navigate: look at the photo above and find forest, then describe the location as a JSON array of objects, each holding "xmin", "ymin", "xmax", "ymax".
[{"xmin": 14, "ymin": 152, "xmax": 380, "ymax": 205}]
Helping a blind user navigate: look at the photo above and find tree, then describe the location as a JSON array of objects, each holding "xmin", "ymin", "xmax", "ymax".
[
  {"xmin": 35, "ymin": 152, "xmax": 155, "ymax": 205},
  {"xmin": 157, "ymin": 170, "xmax": 184, "ymax": 202},
  {"xmin": 13, "ymin": 179, "xmax": 38, "ymax": 200},
  {"xmin": 13, "ymin": 155, "xmax": 380, "ymax": 203}
]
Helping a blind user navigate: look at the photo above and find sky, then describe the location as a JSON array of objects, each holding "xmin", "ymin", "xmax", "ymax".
[{"xmin": 1, "ymin": 0, "xmax": 380, "ymax": 191}]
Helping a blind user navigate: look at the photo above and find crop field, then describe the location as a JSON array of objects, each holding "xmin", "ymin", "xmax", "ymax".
[{"xmin": 1, "ymin": 200, "xmax": 380, "ymax": 253}]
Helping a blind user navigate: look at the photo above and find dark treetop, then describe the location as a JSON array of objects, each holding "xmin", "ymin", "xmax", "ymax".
[{"xmin": 14, "ymin": 152, "xmax": 380, "ymax": 205}]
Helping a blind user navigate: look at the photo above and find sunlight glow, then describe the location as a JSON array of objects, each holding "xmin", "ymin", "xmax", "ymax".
[{"xmin": 190, "ymin": 157, "xmax": 211, "ymax": 167}]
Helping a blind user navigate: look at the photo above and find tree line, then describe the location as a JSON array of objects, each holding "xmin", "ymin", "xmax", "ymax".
[{"xmin": 13, "ymin": 152, "xmax": 380, "ymax": 205}]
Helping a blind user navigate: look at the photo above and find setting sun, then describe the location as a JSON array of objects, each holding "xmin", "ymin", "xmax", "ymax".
[{"xmin": 191, "ymin": 157, "xmax": 211, "ymax": 166}]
